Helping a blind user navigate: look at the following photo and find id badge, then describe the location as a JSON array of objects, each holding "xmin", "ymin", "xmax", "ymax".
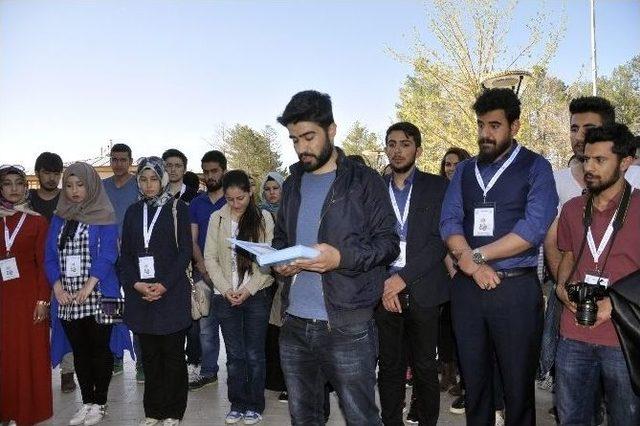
[
  {"xmin": 584, "ymin": 270, "xmax": 610, "ymax": 288},
  {"xmin": 0, "ymin": 257, "xmax": 19, "ymax": 281},
  {"xmin": 65, "ymin": 255, "xmax": 82, "ymax": 278},
  {"xmin": 138, "ymin": 256, "xmax": 156, "ymax": 280},
  {"xmin": 474, "ymin": 203, "xmax": 495, "ymax": 237},
  {"xmin": 391, "ymin": 241, "xmax": 407, "ymax": 268}
]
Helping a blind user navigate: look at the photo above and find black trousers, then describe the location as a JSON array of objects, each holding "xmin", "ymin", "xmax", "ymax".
[
  {"xmin": 451, "ymin": 272, "xmax": 543, "ymax": 426},
  {"xmin": 138, "ymin": 330, "xmax": 189, "ymax": 420},
  {"xmin": 61, "ymin": 316, "xmax": 114, "ymax": 405},
  {"xmin": 375, "ymin": 300, "xmax": 439, "ymax": 426},
  {"xmin": 438, "ymin": 302, "xmax": 456, "ymax": 363}
]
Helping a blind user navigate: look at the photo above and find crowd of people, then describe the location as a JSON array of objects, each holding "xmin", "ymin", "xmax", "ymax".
[{"xmin": 1, "ymin": 88, "xmax": 639, "ymax": 426}]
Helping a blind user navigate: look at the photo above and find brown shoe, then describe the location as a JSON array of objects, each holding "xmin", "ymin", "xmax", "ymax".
[{"xmin": 61, "ymin": 372, "xmax": 77, "ymax": 393}]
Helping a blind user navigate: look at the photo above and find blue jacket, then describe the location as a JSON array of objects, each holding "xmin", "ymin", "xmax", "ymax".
[{"xmin": 45, "ymin": 215, "xmax": 133, "ymax": 367}]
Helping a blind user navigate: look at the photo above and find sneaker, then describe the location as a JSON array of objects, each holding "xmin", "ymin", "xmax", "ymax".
[
  {"xmin": 112, "ymin": 361, "xmax": 124, "ymax": 376},
  {"xmin": 136, "ymin": 368, "xmax": 145, "ymax": 384},
  {"xmin": 495, "ymin": 410, "xmax": 505, "ymax": 426},
  {"xmin": 163, "ymin": 419, "xmax": 180, "ymax": 426},
  {"xmin": 450, "ymin": 395, "xmax": 465, "ymax": 415},
  {"xmin": 243, "ymin": 411, "xmax": 262, "ymax": 425},
  {"xmin": 61, "ymin": 372, "xmax": 78, "ymax": 393},
  {"xmin": 139, "ymin": 418, "xmax": 160, "ymax": 426},
  {"xmin": 69, "ymin": 404, "xmax": 92, "ymax": 425},
  {"xmin": 83, "ymin": 404, "xmax": 106, "ymax": 425},
  {"xmin": 189, "ymin": 374, "xmax": 217, "ymax": 390},
  {"xmin": 278, "ymin": 391, "xmax": 288, "ymax": 403},
  {"xmin": 406, "ymin": 404, "xmax": 419, "ymax": 424},
  {"xmin": 225, "ymin": 411, "xmax": 244, "ymax": 424}
]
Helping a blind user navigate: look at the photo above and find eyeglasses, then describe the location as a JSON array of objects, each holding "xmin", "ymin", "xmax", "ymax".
[{"xmin": 164, "ymin": 162, "xmax": 185, "ymax": 170}]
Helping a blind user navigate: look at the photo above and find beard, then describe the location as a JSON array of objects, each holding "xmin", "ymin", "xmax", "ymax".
[
  {"xmin": 299, "ymin": 136, "xmax": 334, "ymax": 172},
  {"xmin": 391, "ymin": 160, "xmax": 416, "ymax": 174},
  {"xmin": 585, "ymin": 168, "xmax": 621, "ymax": 195},
  {"xmin": 477, "ymin": 137, "xmax": 513, "ymax": 163},
  {"xmin": 206, "ymin": 179, "xmax": 222, "ymax": 192}
]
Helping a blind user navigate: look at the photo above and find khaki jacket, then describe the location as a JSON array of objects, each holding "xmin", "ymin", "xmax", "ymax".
[{"xmin": 203, "ymin": 203, "xmax": 274, "ymax": 295}]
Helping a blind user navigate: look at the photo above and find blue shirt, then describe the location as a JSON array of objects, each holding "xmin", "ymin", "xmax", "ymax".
[
  {"xmin": 388, "ymin": 168, "xmax": 415, "ymax": 273},
  {"xmin": 287, "ymin": 170, "xmax": 336, "ymax": 321},
  {"xmin": 103, "ymin": 175, "xmax": 139, "ymax": 237},
  {"xmin": 440, "ymin": 143, "xmax": 558, "ymax": 270},
  {"xmin": 189, "ymin": 192, "xmax": 226, "ymax": 252}
]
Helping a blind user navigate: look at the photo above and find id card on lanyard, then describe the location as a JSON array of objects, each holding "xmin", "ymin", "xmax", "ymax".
[
  {"xmin": 1, "ymin": 213, "xmax": 27, "ymax": 281},
  {"xmin": 139, "ymin": 204, "xmax": 162, "ymax": 280},
  {"xmin": 389, "ymin": 180, "xmax": 412, "ymax": 269},
  {"xmin": 65, "ymin": 224, "xmax": 85, "ymax": 278},
  {"xmin": 584, "ymin": 207, "xmax": 618, "ymax": 288},
  {"xmin": 473, "ymin": 144, "xmax": 521, "ymax": 237}
]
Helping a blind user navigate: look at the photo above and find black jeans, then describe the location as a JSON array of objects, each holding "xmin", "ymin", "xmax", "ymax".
[
  {"xmin": 451, "ymin": 272, "xmax": 543, "ymax": 426},
  {"xmin": 138, "ymin": 330, "xmax": 189, "ymax": 420},
  {"xmin": 375, "ymin": 301, "xmax": 440, "ymax": 426},
  {"xmin": 61, "ymin": 316, "xmax": 113, "ymax": 405},
  {"xmin": 185, "ymin": 319, "xmax": 201, "ymax": 365}
]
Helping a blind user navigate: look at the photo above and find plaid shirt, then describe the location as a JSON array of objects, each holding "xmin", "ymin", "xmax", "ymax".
[{"xmin": 57, "ymin": 223, "xmax": 102, "ymax": 321}]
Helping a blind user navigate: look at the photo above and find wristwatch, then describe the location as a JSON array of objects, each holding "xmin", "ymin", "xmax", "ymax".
[{"xmin": 472, "ymin": 248, "xmax": 486, "ymax": 265}]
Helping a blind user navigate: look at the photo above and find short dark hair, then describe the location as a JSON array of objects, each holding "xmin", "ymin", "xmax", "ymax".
[
  {"xmin": 201, "ymin": 150, "xmax": 227, "ymax": 170},
  {"xmin": 439, "ymin": 147, "xmax": 472, "ymax": 177},
  {"xmin": 162, "ymin": 148, "xmax": 188, "ymax": 167},
  {"xmin": 472, "ymin": 88, "xmax": 521, "ymax": 124},
  {"xmin": 277, "ymin": 90, "xmax": 334, "ymax": 128},
  {"xmin": 34, "ymin": 152, "xmax": 63, "ymax": 173},
  {"xmin": 584, "ymin": 122, "xmax": 636, "ymax": 158},
  {"xmin": 346, "ymin": 154, "xmax": 368, "ymax": 166},
  {"xmin": 385, "ymin": 122, "xmax": 422, "ymax": 148},
  {"xmin": 183, "ymin": 171, "xmax": 201, "ymax": 190},
  {"xmin": 110, "ymin": 143, "xmax": 132, "ymax": 159},
  {"xmin": 569, "ymin": 96, "xmax": 615, "ymax": 125}
]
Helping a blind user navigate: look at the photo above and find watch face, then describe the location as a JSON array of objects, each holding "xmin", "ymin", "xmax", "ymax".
[{"xmin": 473, "ymin": 251, "xmax": 484, "ymax": 264}]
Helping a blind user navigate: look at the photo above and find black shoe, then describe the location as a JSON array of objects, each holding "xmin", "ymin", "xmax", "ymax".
[
  {"xmin": 188, "ymin": 374, "xmax": 217, "ymax": 390},
  {"xmin": 406, "ymin": 404, "xmax": 419, "ymax": 424},
  {"xmin": 278, "ymin": 391, "xmax": 288, "ymax": 403},
  {"xmin": 450, "ymin": 395, "xmax": 465, "ymax": 415}
]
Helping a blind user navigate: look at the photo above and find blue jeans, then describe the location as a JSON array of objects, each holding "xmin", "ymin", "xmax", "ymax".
[
  {"xmin": 199, "ymin": 294, "xmax": 222, "ymax": 378},
  {"xmin": 214, "ymin": 289, "xmax": 270, "ymax": 413},
  {"xmin": 556, "ymin": 337, "xmax": 640, "ymax": 426},
  {"xmin": 280, "ymin": 314, "xmax": 382, "ymax": 426}
]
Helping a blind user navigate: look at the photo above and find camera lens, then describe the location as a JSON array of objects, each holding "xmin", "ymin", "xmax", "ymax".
[{"xmin": 576, "ymin": 299, "xmax": 599, "ymax": 326}]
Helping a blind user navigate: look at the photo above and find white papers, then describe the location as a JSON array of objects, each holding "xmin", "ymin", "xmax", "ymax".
[{"xmin": 227, "ymin": 238, "xmax": 319, "ymax": 267}]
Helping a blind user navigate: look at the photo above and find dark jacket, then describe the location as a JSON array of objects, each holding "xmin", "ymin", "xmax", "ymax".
[
  {"xmin": 118, "ymin": 199, "xmax": 193, "ymax": 335},
  {"xmin": 385, "ymin": 169, "xmax": 449, "ymax": 308},
  {"xmin": 273, "ymin": 148, "xmax": 400, "ymax": 328}
]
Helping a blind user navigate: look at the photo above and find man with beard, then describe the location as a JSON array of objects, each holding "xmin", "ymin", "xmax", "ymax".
[
  {"xmin": 375, "ymin": 122, "xmax": 448, "ymax": 425},
  {"xmin": 440, "ymin": 88, "xmax": 558, "ymax": 425},
  {"xmin": 555, "ymin": 123, "xmax": 640, "ymax": 425},
  {"xmin": 273, "ymin": 90, "xmax": 399, "ymax": 425},
  {"xmin": 187, "ymin": 150, "xmax": 227, "ymax": 390}
]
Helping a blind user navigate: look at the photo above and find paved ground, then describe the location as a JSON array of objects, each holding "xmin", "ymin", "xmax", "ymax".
[{"xmin": 45, "ymin": 348, "xmax": 557, "ymax": 425}]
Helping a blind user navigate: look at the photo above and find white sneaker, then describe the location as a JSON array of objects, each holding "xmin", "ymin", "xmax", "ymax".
[
  {"xmin": 83, "ymin": 404, "xmax": 106, "ymax": 425},
  {"xmin": 139, "ymin": 418, "xmax": 160, "ymax": 426},
  {"xmin": 69, "ymin": 404, "xmax": 93, "ymax": 425},
  {"xmin": 495, "ymin": 410, "xmax": 505, "ymax": 426},
  {"xmin": 163, "ymin": 419, "xmax": 180, "ymax": 425}
]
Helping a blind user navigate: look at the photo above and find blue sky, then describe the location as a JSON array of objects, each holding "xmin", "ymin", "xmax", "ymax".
[{"xmin": 1, "ymin": 0, "xmax": 639, "ymax": 172}]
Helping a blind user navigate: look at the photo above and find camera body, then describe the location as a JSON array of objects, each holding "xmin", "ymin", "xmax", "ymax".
[{"xmin": 565, "ymin": 282, "xmax": 607, "ymax": 326}]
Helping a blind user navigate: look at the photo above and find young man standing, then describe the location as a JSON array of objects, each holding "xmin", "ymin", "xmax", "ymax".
[
  {"xmin": 163, "ymin": 149, "xmax": 198, "ymax": 203},
  {"xmin": 273, "ymin": 90, "xmax": 399, "ymax": 425},
  {"xmin": 187, "ymin": 151, "xmax": 227, "ymax": 390},
  {"xmin": 440, "ymin": 88, "xmax": 558, "ymax": 425},
  {"xmin": 376, "ymin": 122, "xmax": 449, "ymax": 426},
  {"xmin": 28, "ymin": 152, "xmax": 78, "ymax": 393},
  {"xmin": 102, "ymin": 143, "xmax": 141, "ymax": 379},
  {"xmin": 555, "ymin": 123, "xmax": 640, "ymax": 425}
]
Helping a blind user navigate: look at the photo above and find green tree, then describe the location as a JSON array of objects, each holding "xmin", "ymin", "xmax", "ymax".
[
  {"xmin": 216, "ymin": 124, "xmax": 283, "ymax": 182},
  {"xmin": 392, "ymin": 0, "xmax": 566, "ymax": 172},
  {"xmin": 340, "ymin": 121, "xmax": 386, "ymax": 170}
]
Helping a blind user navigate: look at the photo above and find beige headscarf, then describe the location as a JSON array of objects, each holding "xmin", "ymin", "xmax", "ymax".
[
  {"xmin": 0, "ymin": 166, "xmax": 40, "ymax": 218},
  {"xmin": 55, "ymin": 162, "xmax": 116, "ymax": 225}
]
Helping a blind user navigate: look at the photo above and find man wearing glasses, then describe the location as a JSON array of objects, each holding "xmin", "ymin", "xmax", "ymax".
[{"xmin": 162, "ymin": 149, "xmax": 198, "ymax": 203}]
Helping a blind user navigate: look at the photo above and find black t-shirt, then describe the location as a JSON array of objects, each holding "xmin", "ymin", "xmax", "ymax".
[{"xmin": 28, "ymin": 188, "xmax": 60, "ymax": 221}]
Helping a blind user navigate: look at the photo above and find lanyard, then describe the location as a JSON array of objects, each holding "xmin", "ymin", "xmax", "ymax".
[
  {"xmin": 142, "ymin": 204, "xmax": 162, "ymax": 251},
  {"xmin": 3, "ymin": 213, "xmax": 27, "ymax": 255},
  {"xmin": 388, "ymin": 179, "xmax": 413, "ymax": 233},
  {"xmin": 586, "ymin": 208, "xmax": 618, "ymax": 267},
  {"xmin": 474, "ymin": 144, "xmax": 521, "ymax": 202}
]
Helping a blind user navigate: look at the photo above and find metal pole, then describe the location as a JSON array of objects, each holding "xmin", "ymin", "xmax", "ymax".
[{"xmin": 590, "ymin": 0, "xmax": 598, "ymax": 95}]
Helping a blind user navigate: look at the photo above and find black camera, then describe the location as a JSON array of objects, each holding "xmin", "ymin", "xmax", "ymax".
[{"xmin": 565, "ymin": 282, "xmax": 607, "ymax": 326}]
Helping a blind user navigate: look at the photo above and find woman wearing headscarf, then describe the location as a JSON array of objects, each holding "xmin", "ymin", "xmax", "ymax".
[
  {"xmin": 258, "ymin": 171, "xmax": 284, "ymax": 216},
  {"xmin": 45, "ymin": 162, "xmax": 132, "ymax": 426},
  {"xmin": 0, "ymin": 165, "xmax": 52, "ymax": 426},
  {"xmin": 118, "ymin": 157, "xmax": 193, "ymax": 426}
]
